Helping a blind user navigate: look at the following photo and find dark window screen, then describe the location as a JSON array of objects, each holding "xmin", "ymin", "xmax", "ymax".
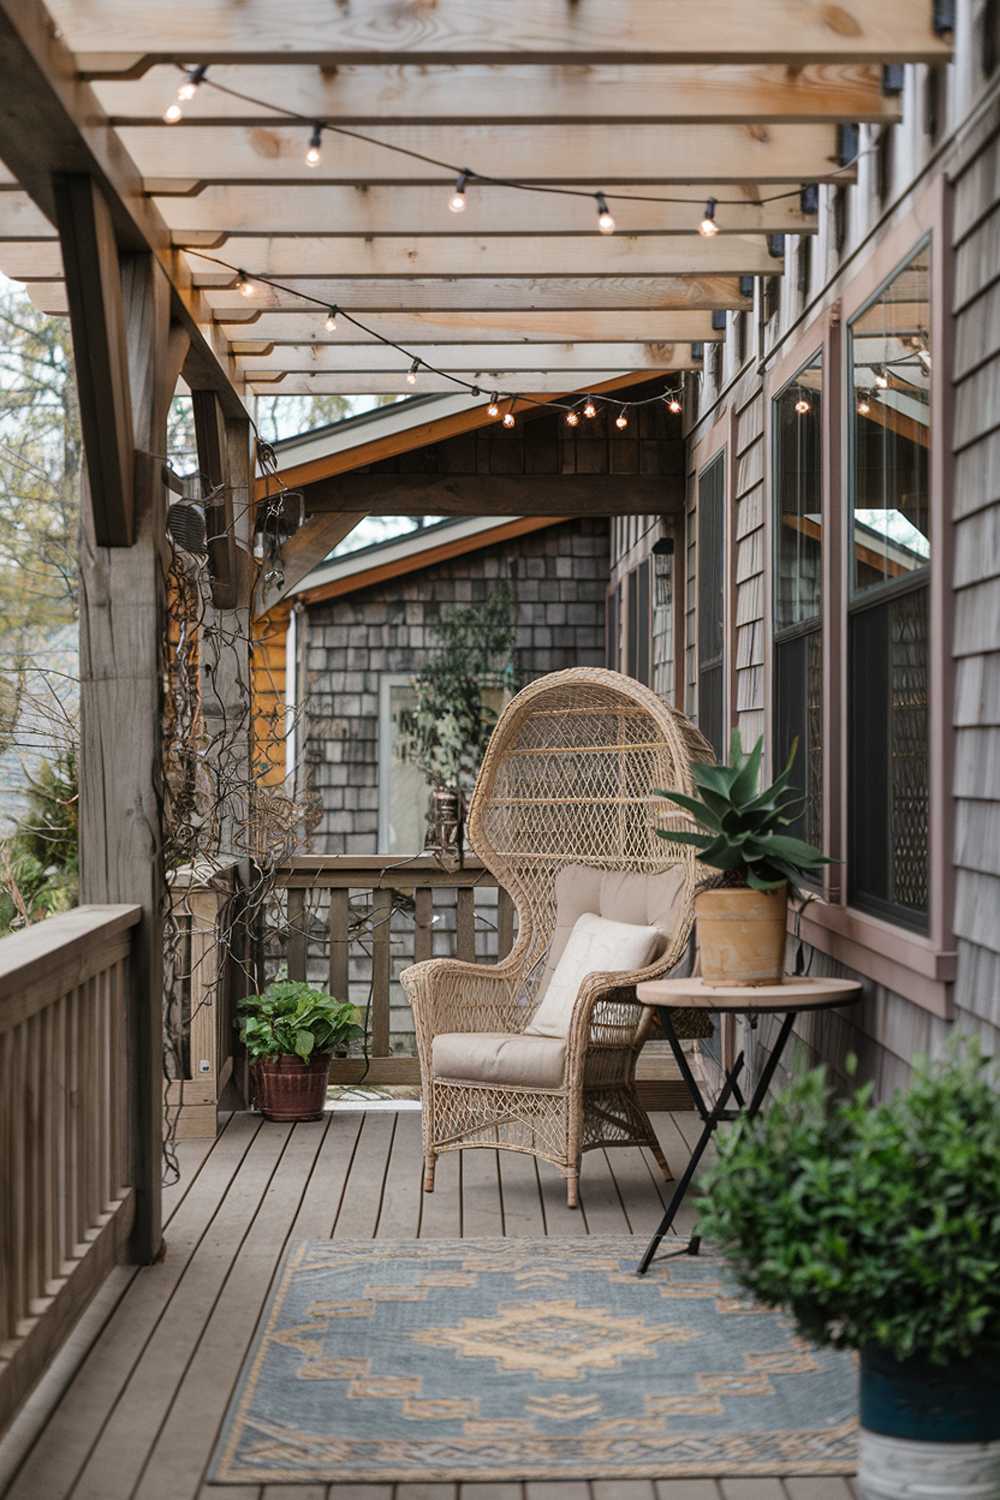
[
  {"xmin": 627, "ymin": 559, "xmax": 652, "ymax": 685},
  {"xmin": 848, "ymin": 584, "xmax": 929, "ymax": 928},
  {"xmin": 698, "ymin": 455, "xmax": 726, "ymax": 757},
  {"xmin": 774, "ymin": 630, "xmax": 824, "ymax": 849},
  {"xmin": 605, "ymin": 583, "xmax": 621, "ymax": 669}
]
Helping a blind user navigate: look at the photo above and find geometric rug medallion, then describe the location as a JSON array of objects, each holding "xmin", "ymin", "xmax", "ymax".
[{"xmin": 208, "ymin": 1238, "xmax": 856, "ymax": 1485}]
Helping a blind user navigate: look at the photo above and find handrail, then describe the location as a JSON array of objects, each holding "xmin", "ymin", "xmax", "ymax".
[{"xmin": 0, "ymin": 904, "xmax": 141, "ymax": 1029}]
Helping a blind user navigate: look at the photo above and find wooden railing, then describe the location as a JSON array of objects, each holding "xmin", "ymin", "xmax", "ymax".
[
  {"xmin": 273, "ymin": 856, "xmax": 514, "ymax": 1085},
  {"xmin": 0, "ymin": 904, "xmax": 140, "ymax": 1429}
]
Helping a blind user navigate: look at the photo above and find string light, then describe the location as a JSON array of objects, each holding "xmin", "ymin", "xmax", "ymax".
[
  {"xmin": 502, "ymin": 400, "xmax": 517, "ymax": 428},
  {"xmin": 406, "ymin": 358, "xmax": 420, "ymax": 385},
  {"xmin": 583, "ymin": 398, "xmax": 597, "ymax": 419},
  {"xmin": 163, "ymin": 64, "xmax": 207, "ymax": 123},
  {"xmin": 665, "ymin": 392, "xmax": 682, "ymax": 414},
  {"xmin": 306, "ymin": 124, "xmax": 323, "ymax": 166},
  {"xmin": 699, "ymin": 197, "xmax": 719, "ymax": 237},
  {"xmin": 565, "ymin": 408, "xmax": 581, "ymax": 427},
  {"xmin": 794, "ymin": 396, "xmax": 811, "ymax": 415},
  {"xmin": 874, "ymin": 366, "xmax": 890, "ymax": 389},
  {"xmin": 324, "ymin": 307, "xmax": 338, "ymax": 332},
  {"xmin": 449, "ymin": 171, "xmax": 469, "ymax": 213},
  {"xmin": 857, "ymin": 392, "xmax": 873, "ymax": 415},
  {"xmin": 487, "ymin": 394, "xmax": 500, "ymax": 418},
  {"xmin": 615, "ymin": 410, "xmax": 629, "ymax": 430},
  {"xmin": 234, "ymin": 270, "xmax": 255, "ymax": 298},
  {"xmin": 595, "ymin": 193, "xmax": 616, "ymax": 235}
]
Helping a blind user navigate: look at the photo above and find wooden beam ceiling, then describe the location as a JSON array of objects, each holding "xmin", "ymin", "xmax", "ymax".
[
  {"xmin": 115, "ymin": 123, "xmax": 848, "ymax": 186},
  {"xmin": 236, "ymin": 342, "xmax": 704, "ymax": 373},
  {"xmin": 219, "ymin": 311, "xmax": 726, "ymax": 345},
  {"xmin": 45, "ymin": 1, "xmax": 951, "ymax": 70},
  {"xmin": 155, "ymin": 184, "xmax": 817, "ymax": 239},
  {"xmin": 93, "ymin": 62, "xmax": 902, "ymax": 125},
  {"xmin": 244, "ymin": 370, "xmax": 684, "ymax": 395},
  {"xmin": 302, "ymin": 473, "xmax": 682, "ymax": 516}
]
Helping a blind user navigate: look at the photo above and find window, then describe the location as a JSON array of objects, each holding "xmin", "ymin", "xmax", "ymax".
[
  {"xmin": 380, "ymin": 676, "xmax": 430, "ymax": 854},
  {"xmin": 847, "ymin": 242, "xmax": 931, "ymax": 929},
  {"xmin": 626, "ymin": 560, "xmax": 651, "ymax": 684},
  {"xmin": 652, "ymin": 540, "xmax": 675, "ymax": 705},
  {"xmin": 772, "ymin": 351, "xmax": 823, "ymax": 849},
  {"xmin": 605, "ymin": 582, "xmax": 621, "ymax": 668},
  {"xmin": 697, "ymin": 454, "xmax": 726, "ymax": 757}
]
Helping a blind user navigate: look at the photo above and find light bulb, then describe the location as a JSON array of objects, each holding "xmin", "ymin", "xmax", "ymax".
[
  {"xmin": 235, "ymin": 271, "xmax": 254, "ymax": 298},
  {"xmin": 306, "ymin": 125, "xmax": 323, "ymax": 167},
  {"xmin": 177, "ymin": 79, "xmax": 198, "ymax": 103},
  {"xmin": 857, "ymin": 393, "xmax": 872, "ymax": 415},
  {"xmin": 918, "ymin": 347, "xmax": 932, "ymax": 371},
  {"xmin": 874, "ymin": 367, "xmax": 889, "ymax": 389},
  {"xmin": 324, "ymin": 307, "xmax": 337, "ymax": 332},
  {"xmin": 699, "ymin": 196, "xmax": 719, "ymax": 237},
  {"xmin": 666, "ymin": 395, "xmax": 682, "ymax": 414},
  {"xmin": 615, "ymin": 411, "xmax": 629, "ymax": 430},
  {"xmin": 502, "ymin": 408, "xmax": 516, "ymax": 428},
  {"xmin": 406, "ymin": 358, "xmax": 420, "ymax": 386},
  {"xmin": 595, "ymin": 192, "xmax": 615, "ymax": 235},
  {"xmin": 163, "ymin": 102, "xmax": 183, "ymax": 124},
  {"xmin": 794, "ymin": 397, "xmax": 810, "ymax": 415},
  {"xmin": 168, "ymin": 65, "xmax": 206, "ymax": 121},
  {"xmin": 565, "ymin": 409, "xmax": 580, "ymax": 427},
  {"xmin": 449, "ymin": 170, "xmax": 468, "ymax": 213},
  {"xmin": 583, "ymin": 399, "xmax": 597, "ymax": 419},
  {"xmin": 487, "ymin": 394, "xmax": 500, "ymax": 417}
]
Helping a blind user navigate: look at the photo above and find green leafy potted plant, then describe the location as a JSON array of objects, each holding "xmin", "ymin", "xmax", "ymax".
[
  {"xmin": 655, "ymin": 730, "xmax": 832, "ymax": 983},
  {"xmin": 697, "ymin": 1045, "xmax": 1000, "ymax": 1500},
  {"xmin": 238, "ymin": 981, "xmax": 364, "ymax": 1122}
]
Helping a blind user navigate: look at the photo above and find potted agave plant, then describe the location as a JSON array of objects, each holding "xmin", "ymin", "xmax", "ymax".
[
  {"xmin": 238, "ymin": 981, "xmax": 365, "ymax": 1122},
  {"xmin": 697, "ymin": 1044, "xmax": 1000, "ymax": 1500},
  {"xmin": 655, "ymin": 730, "xmax": 832, "ymax": 984}
]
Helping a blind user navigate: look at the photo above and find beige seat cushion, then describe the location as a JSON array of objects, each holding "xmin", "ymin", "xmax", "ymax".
[
  {"xmin": 432, "ymin": 1031, "xmax": 566, "ymax": 1088},
  {"xmin": 526, "ymin": 911, "xmax": 660, "ymax": 1041},
  {"xmin": 536, "ymin": 862, "xmax": 688, "ymax": 999}
]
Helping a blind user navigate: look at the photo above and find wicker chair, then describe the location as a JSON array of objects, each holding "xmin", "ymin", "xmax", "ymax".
[{"xmin": 401, "ymin": 667, "xmax": 714, "ymax": 1208}]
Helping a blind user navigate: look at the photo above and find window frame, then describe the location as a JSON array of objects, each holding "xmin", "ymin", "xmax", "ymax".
[{"xmin": 762, "ymin": 173, "xmax": 955, "ymax": 1016}]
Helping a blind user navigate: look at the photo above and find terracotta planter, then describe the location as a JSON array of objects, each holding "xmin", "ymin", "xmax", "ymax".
[
  {"xmin": 252, "ymin": 1052, "xmax": 331, "ymax": 1122},
  {"xmin": 695, "ymin": 884, "xmax": 788, "ymax": 985}
]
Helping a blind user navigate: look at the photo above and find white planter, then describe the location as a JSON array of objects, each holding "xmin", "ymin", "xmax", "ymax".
[{"xmin": 859, "ymin": 1429, "xmax": 1000, "ymax": 1500}]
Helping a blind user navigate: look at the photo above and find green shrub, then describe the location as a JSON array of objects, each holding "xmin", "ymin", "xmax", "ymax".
[
  {"xmin": 238, "ymin": 980, "xmax": 364, "ymax": 1063},
  {"xmin": 697, "ymin": 1042, "xmax": 1000, "ymax": 1364}
]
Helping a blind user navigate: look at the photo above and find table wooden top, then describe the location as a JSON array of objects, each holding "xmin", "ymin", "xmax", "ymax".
[{"xmin": 635, "ymin": 975, "xmax": 863, "ymax": 1013}]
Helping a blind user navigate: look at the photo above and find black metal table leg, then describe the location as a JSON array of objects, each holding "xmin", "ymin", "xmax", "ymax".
[{"xmin": 635, "ymin": 1007, "xmax": 801, "ymax": 1276}]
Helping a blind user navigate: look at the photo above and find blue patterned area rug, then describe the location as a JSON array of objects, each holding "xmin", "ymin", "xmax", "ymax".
[{"xmin": 208, "ymin": 1238, "xmax": 856, "ymax": 1485}]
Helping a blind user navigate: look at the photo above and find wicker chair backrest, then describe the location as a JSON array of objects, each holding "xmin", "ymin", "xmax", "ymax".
[{"xmin": 466, "ymin": 668, "xmax": 713, "ymax": 998}]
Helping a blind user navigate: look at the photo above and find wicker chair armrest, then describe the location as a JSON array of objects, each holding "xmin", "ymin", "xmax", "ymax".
[{"xmin": 401, "ymin": 957, "xmax": 525, "ymax": 1040}]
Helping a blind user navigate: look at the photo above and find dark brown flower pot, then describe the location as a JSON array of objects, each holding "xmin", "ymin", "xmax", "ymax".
[{"xmin": 252, "ymin": 1052, "xmax": 331, "ymax": 1122}]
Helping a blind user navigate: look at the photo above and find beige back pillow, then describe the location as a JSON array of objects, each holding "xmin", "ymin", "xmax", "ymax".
[{"xmin": 525, "ymin": 912, "xmax": 661, "ymax": 1041}]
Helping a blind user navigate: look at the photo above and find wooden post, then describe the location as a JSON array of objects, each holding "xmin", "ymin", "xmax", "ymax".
[{"xmin": 76, "ymin": 211, "xmax": 189, "ymax": 1264}]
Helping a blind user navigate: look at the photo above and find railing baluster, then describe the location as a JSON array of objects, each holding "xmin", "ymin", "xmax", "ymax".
[
  {"xmin": 111, "ymin": 957, "xmax": 127, "ymax": 1197},
  {"xmin": 28, "ymin": 1012, "xmax": 44, "ymax": 1304},
  {"xmin": 371, "ymin": 888, "xmax": 392, "ymax": 1057},
  {"xmin": 287, "ymin": 887, "xmax": 307, "ymax": 981},
  {"xmin": 50, "ymin": 996, "xmax": 66, "ymax": 1279},
  {"xmin": 456, "ymin": 887, "xmax": 476, "ymax": 963},
  {"xmin": 96, "ymin": 966, "xmax": 111, "ymax": 1212},
  {"xmin": 1, "ymin": 1029, "xmax": 17, "ymax": 1338},
  {"xmin": 11, "ymin": 1023, "xmax": 27, "ymax": 1329},
  {"xmin": 414, "ymin": 887, "xmax": 433, "ymax": 964},
  {"xmin": 328, "ymin": 888, "xmax": 350, "ymax": 1002},
  {"xmin": 66, "ymin": 984, "xmax": 81, "ymax": 1255}
]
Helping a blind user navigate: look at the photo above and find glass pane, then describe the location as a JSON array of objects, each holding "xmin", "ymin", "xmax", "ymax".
[
  {"xmin": 386, "ymin": 682, "xmax": 430, "ymax": 854},
  {"xmin": 652, "ymin": 547, "xmax": 674, "ymax": 705},
  {"xmin": 774, "ymin": 351, "xmax": 823, "ymax": 631},
  {"xmin": 774, "ymin": 628, "xmax": 823, "ymax": 853},
  {"xmin": 849, "ymin": 243, "xmax": 931, "ymax": 593}
]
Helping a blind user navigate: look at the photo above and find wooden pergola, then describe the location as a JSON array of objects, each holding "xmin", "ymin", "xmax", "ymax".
[{"xmin": 0, "ymin": 0, "xmax": 951, "ymax": 1278}]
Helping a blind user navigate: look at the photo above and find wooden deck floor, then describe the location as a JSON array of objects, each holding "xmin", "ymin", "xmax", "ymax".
[{"xmin": 0, "ymin": 1108, "xmax": 856, "ymax": 1500}]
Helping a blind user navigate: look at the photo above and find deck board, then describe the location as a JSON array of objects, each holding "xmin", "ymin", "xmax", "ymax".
[{"xmin": 0, "ymin": 1109, "xmax": 853, "ymax": 1500}]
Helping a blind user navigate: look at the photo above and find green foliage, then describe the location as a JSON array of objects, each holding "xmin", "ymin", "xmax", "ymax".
[
  {"xmin": 654, "ymin": 728, "xmax": 832, "ymax": 892},
  {"xmin": 238, "ymin": 980, "xmax": 365, "ymax": 1063},
  {"xmin": 399, "ymin": 582, "xmax": 518, "ymax": 790},
  {"xmin": 697, "ymin": 1042, "xmax": 1000, "ymax": 1365},
  {"xmin": 0, "ymin": 747, "xmax": 79, "ymax": 934}
]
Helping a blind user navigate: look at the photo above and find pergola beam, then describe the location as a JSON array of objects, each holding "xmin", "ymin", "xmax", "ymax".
[
  {"xmin": 45, "ymin": 0, "xmax": 952, "ymax": 69},
  {"xmin": 219, "ymin": 310, "xmax": 725, "ymax": 345},
  {"xmin": 93, "ymin": 61, "xmax": 902, "ymax": 124},
  {"xmin": 156, "ymin": 183, "xmax": 817, "ymax": 239},
  {"xmin": 185, "ymin": 234, "xmax": 786, "ymax": 281},
  {"xmin": 203, "ymin": 275, "xmax": 755, "ymax": 314},
  {"xmin": 0, "ymin": 0, "xmax": 244, "ymax": 416},
  {"xmin": 302, "ymin": 473, "xmax": 682, "ymax": 517},
  {"xmin": 236, "ymin": 342, "xmax": 704, "ymax": 373},
  {"xmin": 117, "ymin": 123, "xmax": 848, "ymax": 186},
  {"xmin": 245, "ymin": 370, "xmax": 683, "ymax": 395}
]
